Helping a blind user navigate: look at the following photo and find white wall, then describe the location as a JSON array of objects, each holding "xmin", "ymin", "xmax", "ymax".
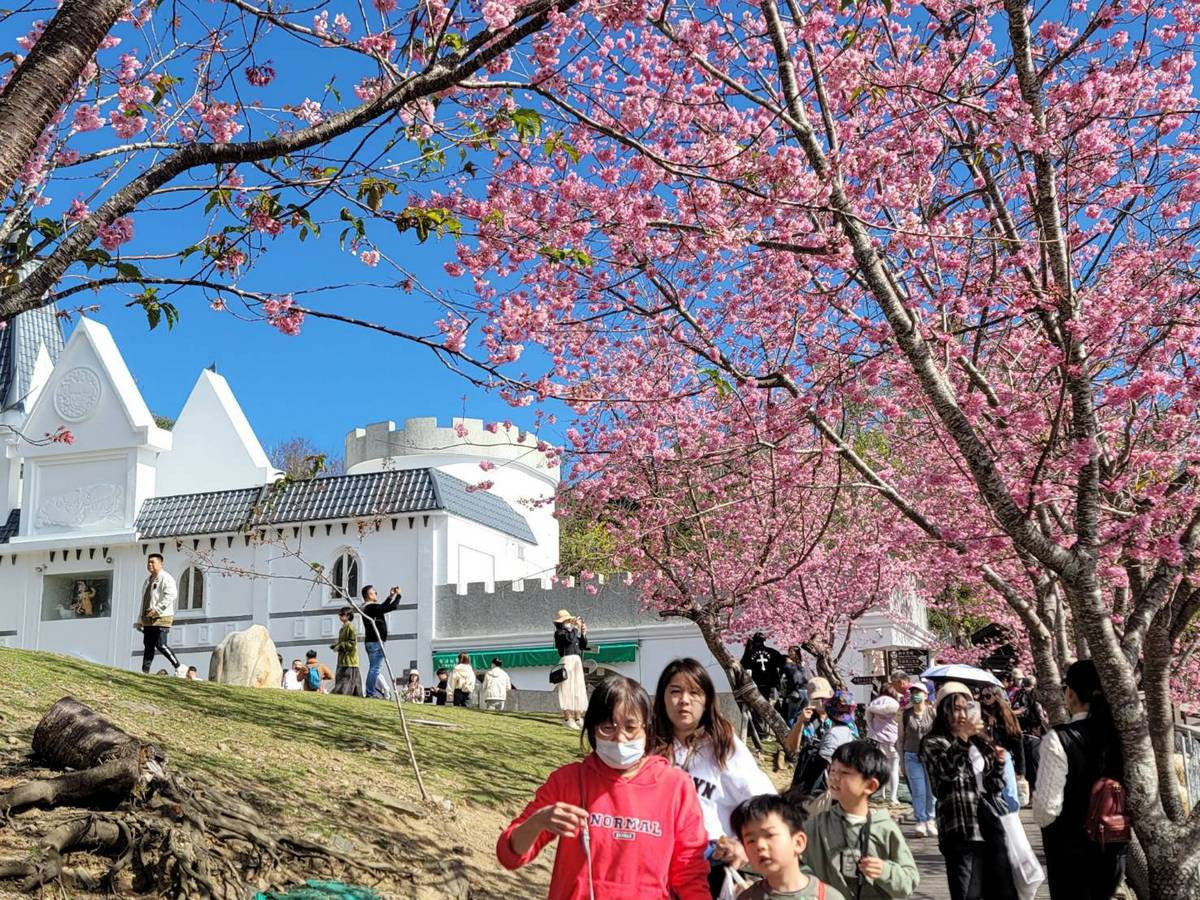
[{"xmin": 156, "ymin": 370, "xmax": 276, "ymax": 496}]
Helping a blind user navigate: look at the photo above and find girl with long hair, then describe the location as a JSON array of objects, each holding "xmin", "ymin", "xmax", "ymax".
[
  {"xmin": 920, "ymin": 685, "xmax": 1017, "ymax": 900},
  {"xmin": 1033, "ymin": 659, "xmax": 1126, "ymax": 900},
  {"xmin": 499, "ymin": 674, "xmax": 710, "ymax": 899},
  {"xmin": 980, "ymin": 685, "xmax": 1025, "ymax": 812},
  {"xmin": 653, "ymin": 658, "xmax": 776, "ymax": 897}
]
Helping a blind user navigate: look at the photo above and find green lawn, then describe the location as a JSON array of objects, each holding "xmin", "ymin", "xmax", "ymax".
[{"xmin": 0, "ymin": 647, "xmax": 583, "ymax": 896}]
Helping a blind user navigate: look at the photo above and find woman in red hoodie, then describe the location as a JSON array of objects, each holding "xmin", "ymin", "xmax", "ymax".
[{"xmin": 497, "ymin": 674, "xmax": 711, "ymax": 899}]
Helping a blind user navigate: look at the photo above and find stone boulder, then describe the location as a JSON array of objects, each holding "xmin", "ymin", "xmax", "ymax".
[{"xmin": 207, "ymin": 625, "xmax": 283, "ymax": 689}]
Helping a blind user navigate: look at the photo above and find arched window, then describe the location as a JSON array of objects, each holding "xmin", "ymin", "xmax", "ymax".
[
  {"xmin": 329, "ymin": 550, "xmax": 359, "ymax": 602},
  {"xmin": 178, "ymin": 566, "xmax": 205, "ymax": 611}
]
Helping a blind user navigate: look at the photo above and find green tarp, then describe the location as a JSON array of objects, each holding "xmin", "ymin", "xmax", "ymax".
[
  {"xmin": 432, "ymin": 641, "xmax": 637, "ymax": 671},
  {"xmin": 255, "ymin": 880, "xmax": 379, "ymax": 900}
]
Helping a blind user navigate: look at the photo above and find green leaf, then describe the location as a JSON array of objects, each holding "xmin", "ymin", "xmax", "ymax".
[
  {"xmin": 510, "ymin": 108, "xmax": 543, "ymax": 143},
  {"xmin": 700, "ymin": 367, "xmax": 732, "ymax": 398},
  {"xmin": 115, "ymin": 261, "xmax": 143, "ymax": 280}
]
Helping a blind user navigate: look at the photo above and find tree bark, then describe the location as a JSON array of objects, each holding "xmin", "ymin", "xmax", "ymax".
[
  {"xmin": 0, "ymin": 0, "xmax": 127, "ymax": 203},
  {"xmin": 689, "ymin": 614, "xmax": 791, "ymax": 746},
  {"xmin": 32, "ymin": 695, "xmax": 163, "ymax": 770},
  {"xmin": 800, "ymin": 639, "xmax": 846, "ymax": 690}
]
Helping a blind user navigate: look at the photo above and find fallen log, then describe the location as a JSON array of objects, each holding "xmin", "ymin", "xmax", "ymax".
[
  {"xmin": 0, "ymin": 696, "xmax": 392, "ymax": 897},
  {"xmin": 32, "ymin": 695, "xmax": 163, "ymax": 770}
]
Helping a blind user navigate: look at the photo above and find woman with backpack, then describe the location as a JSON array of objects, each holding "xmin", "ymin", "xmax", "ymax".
[
  {"xmin": 920, "ymin": 683, "xmax": 1017, "ymax": 900},
  {"xmin": 653, "ymin": 658, "xmax": 776, "ymax": 897},
  {"xmin": 1033, "ymin": 659, "xmax": 1127, "ymax": 900}
]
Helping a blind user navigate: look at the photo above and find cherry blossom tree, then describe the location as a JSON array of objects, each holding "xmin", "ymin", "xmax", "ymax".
[
  {"xmin": 566, "ymin": 383, "xmax": 923, "ymax": 743},
  {"xmin": 0, "ymin": 0, "xmax": 578, "ymax": 363},
  {"xmin": 418, "ymin": 0, "xmax": 1200, "ymax": 890}
]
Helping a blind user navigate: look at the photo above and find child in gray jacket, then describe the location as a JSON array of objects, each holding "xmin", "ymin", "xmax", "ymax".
[{"xmin": 802, "ymin": 740, "xmax": 919, "ymax": 899}]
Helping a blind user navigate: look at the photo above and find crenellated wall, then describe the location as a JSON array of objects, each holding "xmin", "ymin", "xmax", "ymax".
[
  {"xmin": 434, "ymin": 574, "xmax": 647, "ymax": 640},
  {"xmin": 344, "ymin": 417, "xmax": 559, "ymax": 483}
]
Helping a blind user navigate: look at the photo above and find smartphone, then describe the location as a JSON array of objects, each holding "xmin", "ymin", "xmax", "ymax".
[{"xmin": 966, "ymin": 701, "xmax": 982, "ymax": 724}]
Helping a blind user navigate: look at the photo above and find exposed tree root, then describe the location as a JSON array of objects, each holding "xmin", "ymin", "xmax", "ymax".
[{"xmin": 0, "ymin": 697, "xmax": 398, "ymax": 897}]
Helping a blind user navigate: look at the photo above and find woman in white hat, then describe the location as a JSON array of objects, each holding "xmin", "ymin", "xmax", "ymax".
[{"xmin": 553, "ymin": 609, "xmax": 589, "ymax": 729}]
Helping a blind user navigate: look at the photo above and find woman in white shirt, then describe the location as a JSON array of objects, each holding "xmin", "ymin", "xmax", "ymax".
[
  {"xmin": 654, "ymin": 657, "xmax": 776, "ymax": 898},
  {"xmin": 450, "ymin": 652, "xmax": 477, "ymax": 706}
]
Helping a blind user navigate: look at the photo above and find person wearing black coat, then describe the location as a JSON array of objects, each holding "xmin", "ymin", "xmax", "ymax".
[{"xmin": 360, "ymin": 584, "xmax": 403, "ymax": 699}]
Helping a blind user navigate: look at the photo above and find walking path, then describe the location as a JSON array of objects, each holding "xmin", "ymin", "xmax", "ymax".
[{"xmin": 904, "ymin": 808, "xmax": 1047, "ymax": 900}]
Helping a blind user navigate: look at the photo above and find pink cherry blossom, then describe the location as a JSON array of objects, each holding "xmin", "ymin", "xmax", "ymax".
[{"xmin": 97, "ymin": 216, "xmax": 134, "ymax": 251}]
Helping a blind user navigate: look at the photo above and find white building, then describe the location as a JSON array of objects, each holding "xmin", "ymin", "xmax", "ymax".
[{"xmin": 0, "ymin": 312, "xmax": 932, "ymax": 696}]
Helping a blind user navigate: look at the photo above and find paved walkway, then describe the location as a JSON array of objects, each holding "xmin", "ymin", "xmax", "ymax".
[{"xmin": 904, "ymin": 808, "xmax": 1047, "ymax": 900}]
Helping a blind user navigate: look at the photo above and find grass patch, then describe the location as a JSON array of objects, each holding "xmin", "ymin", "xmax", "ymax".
[{"xmin": 0, "ymin": 647, "xmax": 585, "ymax": 896}]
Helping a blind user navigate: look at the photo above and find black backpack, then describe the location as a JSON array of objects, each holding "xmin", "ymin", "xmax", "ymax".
[{"xmin": 788, "ymin": 741, "xmax": 830, "ymax": 799}]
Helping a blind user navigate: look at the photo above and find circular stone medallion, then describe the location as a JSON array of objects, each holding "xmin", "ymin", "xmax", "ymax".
[{"xmin": 53, "ymin": 367, "xmax": 103, "ymax": 422}]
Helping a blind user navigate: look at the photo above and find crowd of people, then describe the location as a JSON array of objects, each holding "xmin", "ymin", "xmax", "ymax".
[{"xmin": 499, "ymin": 646, "xmax": 1128, "ymax": 900}]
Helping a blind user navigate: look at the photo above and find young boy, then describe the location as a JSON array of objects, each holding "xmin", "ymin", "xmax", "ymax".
[
  {"xmin": 731, "ymin": 794, "xmax": 846, "ymax": 899},
  {"xmin": 432, "ymin": 667, "xmax": 449, "ymax": 706},
  {"xmin": 803, "ymin": 740, "xmax": 918, "ymax": 900}
]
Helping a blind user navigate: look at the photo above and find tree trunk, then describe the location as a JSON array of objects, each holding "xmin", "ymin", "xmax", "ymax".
[
  {"xmin": 1066, "ymin": 576, "xmax": 1200, "ymax": 899},
  {"xmin": 0, "ymin": 0, "xmax": 127, "ymax": 204},
  {"xmin": 800, "ymin": 639, "xmax": 846, "ymax": 690},
  {"xmin": 689, "ymin": 614, "xmax": 791, "ymax": 746},
  {"xmin": 0, "ymin": 696, "xmax": 159, "ymax": 815},
  {"xmin": 33, "ymin": 695, "xmax": 163, "ymax": 770}
]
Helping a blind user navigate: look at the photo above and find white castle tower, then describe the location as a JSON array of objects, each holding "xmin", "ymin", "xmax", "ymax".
[{"xmin": 344, "ymin": 417, "xmax": 561, "ymax": 580}]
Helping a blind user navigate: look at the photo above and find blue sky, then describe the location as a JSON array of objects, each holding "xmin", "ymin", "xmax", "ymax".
[{"xmin": 9, "ymin": 6, "xmax": 566, "ymax": 465}]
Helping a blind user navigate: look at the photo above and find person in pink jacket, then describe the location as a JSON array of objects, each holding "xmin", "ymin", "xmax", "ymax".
[{"xmin": 497, "ymin": 674, "xmax": 710, "ymax": 899}]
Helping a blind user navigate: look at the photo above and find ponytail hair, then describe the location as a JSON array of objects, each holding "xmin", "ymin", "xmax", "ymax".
[{"xmin": 1064, "ymin": 659, "xmax": 1123, "ymax": 779}]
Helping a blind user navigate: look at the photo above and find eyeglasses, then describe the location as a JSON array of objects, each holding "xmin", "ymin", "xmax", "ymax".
[{"xmin": 595, "ymin": 721, "xmax": 645, "ymax": 740}]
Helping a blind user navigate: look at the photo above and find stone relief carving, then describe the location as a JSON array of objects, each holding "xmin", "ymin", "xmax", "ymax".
[
  {"xmin": 53, "ymin": 367, "xmax": 103, "ymax": 422},
  {"xmin": 35, "ymin": 483, "xmax": 125, "ymax": 529}
]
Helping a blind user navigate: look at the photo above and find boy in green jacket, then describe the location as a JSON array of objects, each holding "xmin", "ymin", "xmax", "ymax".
[
  {"xmin": 329, "ymin": 606, "xmax": 363, "ymax": 696},
  {"xmin": 803, "ymin": 740, "xmax": 919, "ymax": 899}
]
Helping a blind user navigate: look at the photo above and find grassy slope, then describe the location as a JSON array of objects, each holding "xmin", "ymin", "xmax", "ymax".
[{"xmin": 0, "ymin": 647, "xmax": 583, "ymax": 897}]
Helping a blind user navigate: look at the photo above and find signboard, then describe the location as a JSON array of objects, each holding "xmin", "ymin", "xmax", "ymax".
[
  {"xmin": 851, "ymin": 675, "xmax": 880, "ymax": 686},
  {"xmin": 886, "ymin": 648, "xmax": 930, "ymax": 677}
]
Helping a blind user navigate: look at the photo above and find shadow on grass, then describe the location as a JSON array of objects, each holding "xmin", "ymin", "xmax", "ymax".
[{"xmin": 3, "ymin": 651, "xmax": 582, "ymax": 810}]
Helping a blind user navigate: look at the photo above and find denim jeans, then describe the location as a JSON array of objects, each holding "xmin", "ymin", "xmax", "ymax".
[
  {"xmin": 1000, "ymin": 753, "xmax": 1020, "ymax": 813},
  {"xmin": 903, "ymin": 751, "xmax": 936, "ymax": 823},
  {"xmin": 364, "ymin": 642, "xmax": 385, "ymax": 698}
]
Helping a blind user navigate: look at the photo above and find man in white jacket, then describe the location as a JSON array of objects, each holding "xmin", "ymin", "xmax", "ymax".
[{"xmin": 137, "ymin": 553, "xmax": 182, "ymax": 675}]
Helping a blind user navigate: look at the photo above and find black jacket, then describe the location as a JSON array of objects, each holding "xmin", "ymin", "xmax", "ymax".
[
  {"xmin": 554, "ymin": 623, "xmax": 588, "ymax": 657},
  {"xmin": 362, "ymin": 593, "xmax": 403, "ymax": 642}
]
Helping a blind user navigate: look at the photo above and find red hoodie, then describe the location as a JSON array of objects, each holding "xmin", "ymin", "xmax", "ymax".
[{"xmin": 497, "ymin": 752, "xmax": 710, "ymax": 899}]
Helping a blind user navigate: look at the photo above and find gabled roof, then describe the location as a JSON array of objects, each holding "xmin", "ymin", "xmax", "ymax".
[
  {"xmin": 129, "ymin": 468, "xmax": 536, "ymax": 543},
  {"xmin": 0, "ymin": 287, "xmax": 64, "ymax": 412}
]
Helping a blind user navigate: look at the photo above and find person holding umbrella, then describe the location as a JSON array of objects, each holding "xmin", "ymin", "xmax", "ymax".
[{"xmin": 920, "ymin": 681, "xmax": 1016, "ymax": 900}]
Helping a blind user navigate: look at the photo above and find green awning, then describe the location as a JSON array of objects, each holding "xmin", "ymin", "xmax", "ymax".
[{"xmin": 433, "ymin": 642, "xmax": 637, "ymax": 671}]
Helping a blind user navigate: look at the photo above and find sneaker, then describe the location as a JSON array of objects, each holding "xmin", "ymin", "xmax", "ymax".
[
  {"xmin": 927, "ymin": 821, "xmax": 938, "ymax": 837},
  {"xmin": 565, "ymin": 719, "xmax": 582, "ymax": 730},
  {"xmin": 915, "ymin": 821, "xmax": 928, "ymax": 837},
  {"xmin": 175, "ymin": 664, "xmax": 189, "ymax": 678}
]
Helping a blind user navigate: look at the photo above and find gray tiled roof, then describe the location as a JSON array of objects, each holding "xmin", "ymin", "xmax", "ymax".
[
  {"xmin": 0, "ymin": 509, "xmax": 18, "ymax": 543},
  {"xmin": 251, "ymin": 469, "xmax": 438, "ymax": 525},
  {"xmin": 136, "ymin": 487, "xmax": 262, "ymax": 540},
  {"xmin": 128, "ymin": 468, "xmax": 536, "ymax": 543},
  {"xmin": 0, "ymin": 282, "xmax": 65, "ymax": 412},
  {"xmin": 429, "ymin": 469, "xmax": 537, "ymax": 545}
]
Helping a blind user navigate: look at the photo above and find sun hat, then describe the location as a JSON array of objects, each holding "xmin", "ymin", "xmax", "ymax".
[
  {"xmin": 936, "ymin": 680, "xmax": 973, "ymax": 701},
  {"xmin": 806, "ymin": 676, "xmax": 834, "ymax": 702},
  {"xmin": 553, "ymin": 609, "xmax": 573, "ymax": 623}
]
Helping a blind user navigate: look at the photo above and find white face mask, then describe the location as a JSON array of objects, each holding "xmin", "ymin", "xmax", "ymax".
[{"xmin": 595, "ymin": 737, "xmax": 645, "ymax": 770}]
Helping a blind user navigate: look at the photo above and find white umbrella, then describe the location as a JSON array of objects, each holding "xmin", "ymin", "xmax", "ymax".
[{"xmin": 919, "ymin": 663, "xmax": 1003, "ymax": 688}]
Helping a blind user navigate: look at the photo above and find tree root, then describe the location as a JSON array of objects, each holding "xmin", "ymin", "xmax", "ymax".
[
  {"xmin": 0, "ymin": 756, "xmax": 141, "ymax": 815},
  {"xmin": 0, "ymin": 699, "xmax": 397, "ymax": 897}
]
